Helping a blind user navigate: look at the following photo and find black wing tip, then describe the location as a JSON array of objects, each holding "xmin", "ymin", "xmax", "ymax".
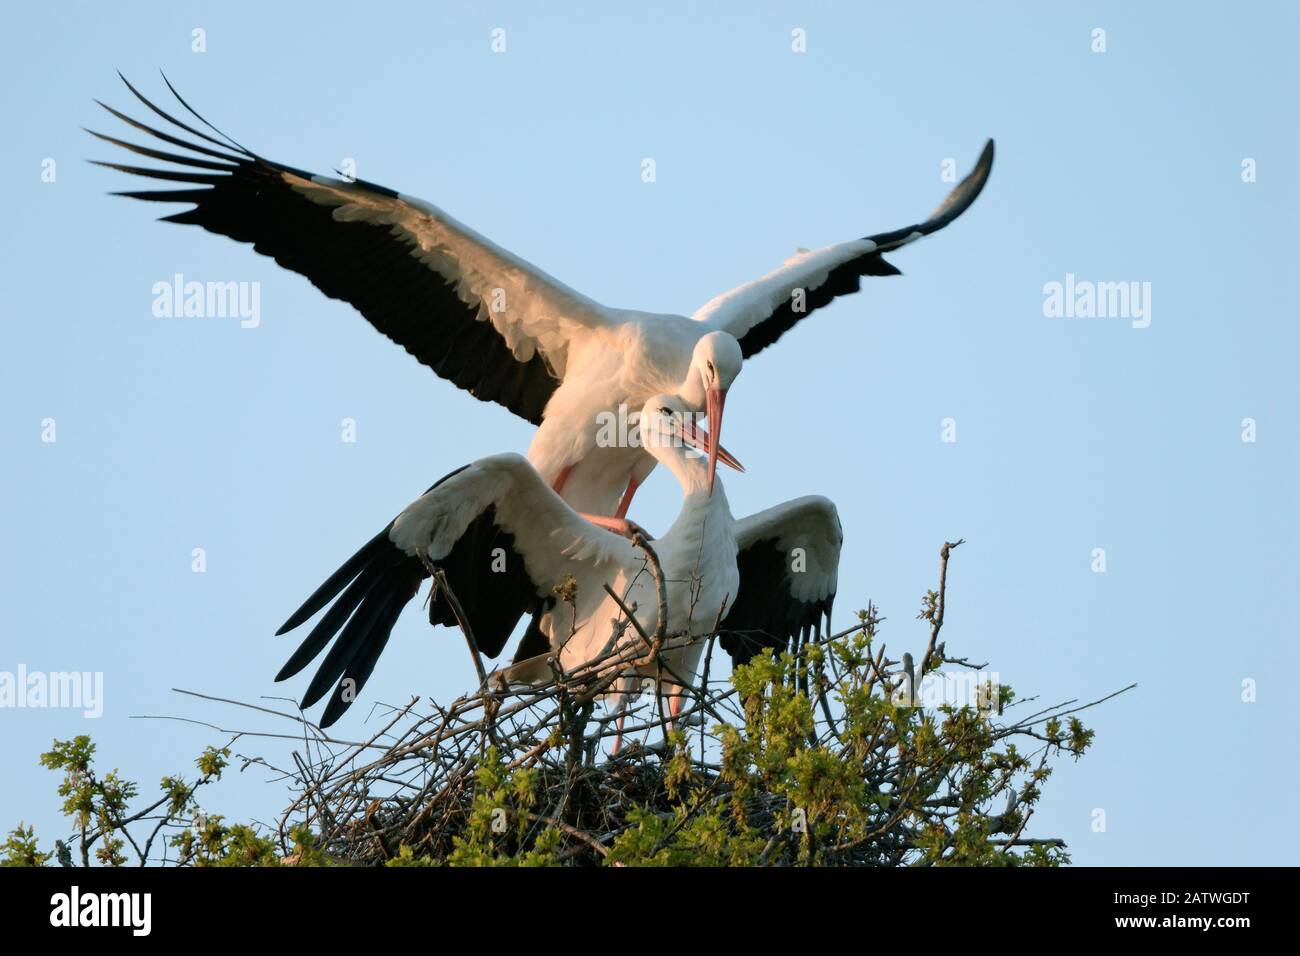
[
  {"xmin": 116, "ymin": 70, "xmax": 145, "ymax": 100},
  {"xmin": 275, "ymin": 526, "xmax": 399, "ymax": 636},
  {"xmin": 109, "ymin": 70, "xmax": 255, "ymax": 159},
  {"xmin": 276, "ymin": 605, "xmax": 317, "ymax": 636},
  {"xmin": 272, "ymin": 661, "xmax": 298, "ymax": 682},
  {"xmin": 275, "ymin": 614, "xmax": 317, "ymax": 641},
  {"xmin": 297, "ymin": 578, "xmax": 410, "ymax": 714},
  {"xmin": 964, "ymin": 138, "xmax": 995, "ymax": 199},
  {"xmin": 275, "ymin": 526, "xmax": 428, "ymax": 722},
  {"xmin": 299, "ymin": 677, "xmax": 333, "ymax": 711},
  {"xmin": 317, "ymin": 686, "xmax": 348, "ymax": 726},
  {"xmin": 930, "ymin": 137, "xmax": 996, "ymax": 224},
  {"xmin": 859, "ymin": 138, "xmax": 994, "ymax": 251}
]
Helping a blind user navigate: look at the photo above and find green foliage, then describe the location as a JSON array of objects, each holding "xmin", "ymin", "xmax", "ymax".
[
  {"xmin": 386, "ymin": 844, "xmax": 439, "ymax": 867},
  {"xmin": 170, "ymin": 818, "xmax": 330, "ymax": 867},
  {"xmin": 599, "ymin": 633, "xmax": 1085, "ymax": 867},
  {"xmin": 17, "ymin": 734, "xmax": 329, "ymax": 866},
  {"xmin": 8, "ymin": 557, "xmax": 1112, "ymax": 867},
  {"xmin": 441, "ymin": 747, "xmax": 560, "ymax": 867},
  {"xmin": 1, "ymin": 825, "xmax": 51, "ymax": 867}
]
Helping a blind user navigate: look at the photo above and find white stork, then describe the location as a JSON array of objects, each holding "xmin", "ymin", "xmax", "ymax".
[
  {"xmin": 91, "ymin": 75, "xmax": 993, "ymax": 529},
  {"xmin": 275, "ymin": 394, "xmax": 841, "ymax": 730}
]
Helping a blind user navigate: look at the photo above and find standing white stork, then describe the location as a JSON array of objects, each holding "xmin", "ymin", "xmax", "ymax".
[
  {"xmin": 275, "ymin": 395, "xmax": 841, "ymax": 730},
  {"xmin": 91, "ymin": 75, "xmax": 993, "ymax": 529}
]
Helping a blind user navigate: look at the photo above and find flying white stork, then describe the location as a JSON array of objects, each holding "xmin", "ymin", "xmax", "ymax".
[
  {"xmin": 91, "ymin": 75, "xmax": 993, "ymax": 529},
  {"xmin": 274, "ymin": 395, "xmax": 842, "ymax": 729}
]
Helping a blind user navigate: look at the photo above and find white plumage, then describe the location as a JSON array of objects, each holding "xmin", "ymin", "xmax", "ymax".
[
  {"xmin": 274, "ymin": 394, "xmax": 842, "ymax": 729},
  {"xmin": 94, "ymin": 76, "xmax": 992, "ymax": 526},
  {"xmin": 92, "ymin": 77, "xmax": 984, "ymax": 729}
]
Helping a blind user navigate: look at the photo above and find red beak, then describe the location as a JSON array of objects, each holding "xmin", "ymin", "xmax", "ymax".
[
  {"xmin": 665, "ymin": 397, "xmax": 743, "ymax": 489},
  {"xmin": 678, "ymin": 415, "xmax": 743, "ymax": 479},
  {"xmin": 705, "ymin": 387, "xmax": 725, "ymax": 495}
]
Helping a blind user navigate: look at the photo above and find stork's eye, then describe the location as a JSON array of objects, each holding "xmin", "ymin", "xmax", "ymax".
[
  {"xmin": 706, "ymin": 361, "xmax": 715, "ymax": 379},
  {"xmin": 658, "ymin": 405, "xmax": 672, "ymax": 417}
]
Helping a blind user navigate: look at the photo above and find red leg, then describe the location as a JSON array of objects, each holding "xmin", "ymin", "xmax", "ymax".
[
  {"xmin": 578, "ymin": 513, "xmax": 647, "ymax": 539},
  {"xmin": 552, "ymin": 464, "xmax": 574, "ymax": 495},
  {"xmin": 613, "ymin": 476, "xmax": 641, "ymax": 520},
  {"xmin": 661, "ymin": 687, "xmax": 685, "ymax": 739},
  {"xmin": 611, "ymin": 712, "xmax": 626, "ymax": 756},
  {"xmin": 668, "ymin": 690, "xmax": 684, "ymax": 721}
]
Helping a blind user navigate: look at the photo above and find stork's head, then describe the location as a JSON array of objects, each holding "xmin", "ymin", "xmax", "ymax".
[
  {"xmin": 639, "ymin": 393, "xmax": 743, "ymax": 495},
  {"xmin": 690, "ymin": 331, "xmax": 743, "ymax": 398},
  {"xmin": 684, "ymin": 332, "xmax": 743, "ymax": 493}
]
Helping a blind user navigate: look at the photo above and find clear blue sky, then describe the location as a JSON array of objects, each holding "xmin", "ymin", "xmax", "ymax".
[{"xmin": 2, "ymin": 2, "xmax": 1296, "ymax": 865}]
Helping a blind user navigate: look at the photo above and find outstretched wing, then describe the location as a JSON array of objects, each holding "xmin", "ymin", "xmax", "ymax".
[
  {"xmin": 692, "ymin": 141, "xmax": 994, "ymax": 358},
  {"xmin": 275, "ymin": 454, "xmax": 634, "ymax": 726},
  {"xmin": 719, "ymin": 496, "xmax": 842, "ymax": 666},
  {"xmin": 90, "ymin": 75, "xmax": 620, "ymax": 424}
]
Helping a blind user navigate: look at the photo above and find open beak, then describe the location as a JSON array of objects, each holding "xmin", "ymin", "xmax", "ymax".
[{"xmin": 678, "ymin": 393, "xmax": 743, "ymax": 495}]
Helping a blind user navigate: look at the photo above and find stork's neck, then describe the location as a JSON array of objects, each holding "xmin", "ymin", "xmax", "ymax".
[
  {"xmin": 659, "ymin": 454, "xmax": 736, "ymax": 562},
  {"xmin": 676, "ymin": 366, "xmax": 707, "ymax": 412},
  {"xmin": 658, "ymin": 447, "xmax": 730, "ymax": 511}
]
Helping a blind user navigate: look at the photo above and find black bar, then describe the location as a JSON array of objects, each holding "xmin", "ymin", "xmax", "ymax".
[{"xmin": 0, "ymin": 866, "xmax": 1284, "ymax": 940}]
